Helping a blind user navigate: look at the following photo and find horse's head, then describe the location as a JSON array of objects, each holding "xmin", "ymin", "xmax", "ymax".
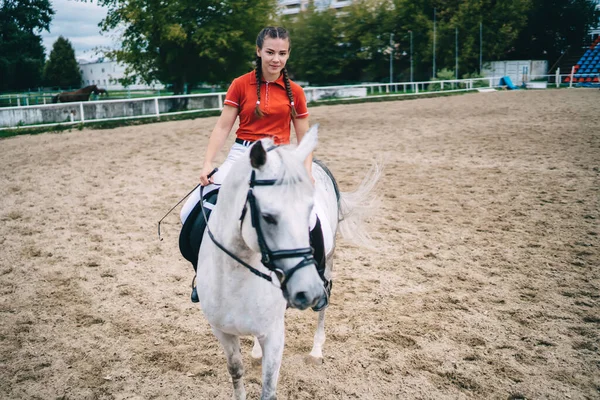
[
  {"xmin": 89, "ymin": 85, "xmax": 108, "ymax": 96},
  {"xmin": 240, "ymin": 125, "xmax": 324, "ymax": 310}
]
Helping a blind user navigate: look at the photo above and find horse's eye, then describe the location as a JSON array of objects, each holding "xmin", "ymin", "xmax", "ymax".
[{"xmin": 262, "ymin": 213, "xmax": 277, "ymax": 225}]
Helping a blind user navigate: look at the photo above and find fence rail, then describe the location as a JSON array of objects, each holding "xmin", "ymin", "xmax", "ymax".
[{"xmin": 1, "ymin": 76, "xmax": 590, "ymax": 131}]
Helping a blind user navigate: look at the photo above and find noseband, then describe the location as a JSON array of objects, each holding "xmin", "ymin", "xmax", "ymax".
[{"xmin": 202, "ymin": 170, "xmax": 316, "ymax": 293}]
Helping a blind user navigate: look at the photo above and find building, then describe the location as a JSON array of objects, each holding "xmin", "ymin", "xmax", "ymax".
[
  {"xmin": 78, "ymin": 59, "xmax": 164, "ymax": 91},
  {"xmin": 591, "ymin": 1, "xmax": 600, "ymax": 41},
  {"xmin": 278, "ymin": 0, "xmax": 353, "ymax": 15}
]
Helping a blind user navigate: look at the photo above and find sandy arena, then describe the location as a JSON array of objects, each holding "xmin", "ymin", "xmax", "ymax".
[{"xmin": 1, "ymin": 89, "xmax": 598, "ymax": 399}]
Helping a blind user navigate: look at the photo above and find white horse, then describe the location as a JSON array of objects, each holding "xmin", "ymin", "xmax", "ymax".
[{"xmin": 195, "ymin": 125, "xmax": 377, "ymax": 399}]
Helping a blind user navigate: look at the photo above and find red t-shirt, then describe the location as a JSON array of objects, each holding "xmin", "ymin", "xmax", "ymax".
[{"xmin": 223, "ymin": 71, "xmax": 309, "ymax": 145}]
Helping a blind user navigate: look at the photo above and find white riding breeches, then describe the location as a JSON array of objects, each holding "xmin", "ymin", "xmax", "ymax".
[{"xmin": 180, "ymin": 142, "xmax": 248, "ymax": 224}]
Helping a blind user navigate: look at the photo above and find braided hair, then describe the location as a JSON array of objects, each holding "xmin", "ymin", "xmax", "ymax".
[{"xmin": 254, "ymin": 26, "xmax": 297, "ymax": 119}]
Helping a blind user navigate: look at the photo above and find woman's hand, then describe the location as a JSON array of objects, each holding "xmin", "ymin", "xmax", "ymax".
[{"xmin": 199, "ymin": 163, "xmax": 215, "ymax": 186}]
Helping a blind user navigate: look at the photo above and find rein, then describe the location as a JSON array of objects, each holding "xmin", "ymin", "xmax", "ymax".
[
  {"xmin": 202, "ymin": 169, "xmax": 316, "ymax": 292},
  {"xmin": 157, "ymin": 168, "xmax": 219, "ymax": 240}
]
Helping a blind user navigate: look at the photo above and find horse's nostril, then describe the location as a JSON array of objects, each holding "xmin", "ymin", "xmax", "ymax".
[{"xmin": 294, "ymin": 291, "xmax": 308, "ymax": 305}]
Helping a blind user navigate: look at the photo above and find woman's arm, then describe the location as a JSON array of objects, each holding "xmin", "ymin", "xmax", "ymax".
[
  {"xmin": 293, "ymin": 117, "xmax": 313, "ymax": 182},
  {"xmin": 200, "ymin": 105, "xmax": 239, "ymax": 185}
]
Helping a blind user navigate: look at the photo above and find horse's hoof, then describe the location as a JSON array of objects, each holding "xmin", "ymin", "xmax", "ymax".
[{"xmin": 304, "ymin": 355, "xmax": 323, "ymax": 365}]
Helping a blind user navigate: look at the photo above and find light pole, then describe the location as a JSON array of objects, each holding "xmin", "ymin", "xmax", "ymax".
[
  {"xmin": 455, "ymin": 27, "xmax": 458, "ymax": 80},
  {"xmin": 409, "ymin": 30, "xmax": 413, "ymax": 82},
  {"xmin": 433, "ymin": 8, "xmax": 436, "ymax": 78},
  {"xmin": 389, "ymin": 33, "xmax": 394, "ymax": 84},
  {"xmin": 479, "ymin": 22, "xmax": 483, "ymax": 74}
]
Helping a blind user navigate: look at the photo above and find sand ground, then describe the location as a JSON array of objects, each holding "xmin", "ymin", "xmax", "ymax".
[{"xmin": 0, "ymin": 89, "xmax": 599, "ymax": 399}]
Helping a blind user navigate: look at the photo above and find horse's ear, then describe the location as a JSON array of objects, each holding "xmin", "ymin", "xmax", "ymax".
[
  {"xmin": 296, "ymin": 124, "xmax": 319, "ymax": 161},
  {"xmin": 250, "ymin": 141, "xmax": 267, "ymax": 169}
]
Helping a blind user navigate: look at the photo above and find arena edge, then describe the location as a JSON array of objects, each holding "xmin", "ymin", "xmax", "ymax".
[{"xmin": 0, "ymin": 78, "xmax": 503, "ymax": 137}]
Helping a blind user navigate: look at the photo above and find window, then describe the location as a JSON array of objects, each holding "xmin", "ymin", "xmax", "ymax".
[
  {"xmin": 102, "ymin": 68, "xmax": 105, "ymax": 73},
  {"xmin": 90, "ymin": 69, "xmax": 93, "ymax": 74}
]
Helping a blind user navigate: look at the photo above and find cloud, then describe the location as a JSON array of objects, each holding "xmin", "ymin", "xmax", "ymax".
[{"xmin": 42, "ymin": 0, "xmax": 114, "ymax": 61}]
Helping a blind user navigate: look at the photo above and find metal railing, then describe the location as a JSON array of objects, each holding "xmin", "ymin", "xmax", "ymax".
[
  {"xmin": 4, "ymin": 76, "xmax": 589, "ymax": 131},
  {"xmin": 0, "ymin": 92, "xmax": 224, "ymax": 130}
]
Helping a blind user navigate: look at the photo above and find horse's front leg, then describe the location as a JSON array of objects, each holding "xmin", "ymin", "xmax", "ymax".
[
  {"xmin": 212, "ymin": 328, "xmax": 246, "ymax": 400},
  {"xmin": 258, "ymin": 321, "xmax": 285, "ymax": 400},
  {"xmin": 308, "ymin": 256, "xmax": 331, "ymax": 363},
  {"xmin": 308, "ymin": 309, "xmax": 326, "ymax": 364}
]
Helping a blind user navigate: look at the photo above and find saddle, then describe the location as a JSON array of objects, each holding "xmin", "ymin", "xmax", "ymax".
[{"xmin": 179, "ymin": 189, "xmax": 219, "ymax": 271}]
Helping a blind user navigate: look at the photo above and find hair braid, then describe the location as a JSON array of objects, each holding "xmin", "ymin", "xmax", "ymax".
[
  {"xmin": 254, "ymin": 56, "xmax": 264, "ymax": 118},
  {"xmin": 281, "ymin": 68, "xmax": 297, "ymax": 118}
]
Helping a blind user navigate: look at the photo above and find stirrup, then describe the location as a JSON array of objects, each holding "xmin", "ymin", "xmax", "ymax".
[
  {"xmin": 312, "ymin": 280, "xmax": 332, "ymax": 312},
  {"xmin": 191, "ymin": 275, "xmax": 199, "ymax": 303}
]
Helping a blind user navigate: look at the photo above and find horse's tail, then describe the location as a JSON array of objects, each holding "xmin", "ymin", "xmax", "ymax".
[
  {"xmin": 337, "ymin": 162, "xmax": 382, "ymax": 249},
  {"xmin": 52, "ymin": 95, "xmax": 59, "ymax": 103}
]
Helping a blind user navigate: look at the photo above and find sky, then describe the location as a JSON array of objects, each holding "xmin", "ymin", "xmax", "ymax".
[{"xmin": 41, "ymin": 0, "xmax": 112, "ymax": 62}]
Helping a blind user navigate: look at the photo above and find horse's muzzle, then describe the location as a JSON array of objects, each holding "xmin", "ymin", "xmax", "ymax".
[{"xmin": 283, "ymin": 287, "xmax": 321, "ymax": 310}]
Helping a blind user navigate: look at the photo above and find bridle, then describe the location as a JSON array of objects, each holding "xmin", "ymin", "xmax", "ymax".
[{"xmin": 201, "ymin": 169, "xmax": 316, "ymax": 293}]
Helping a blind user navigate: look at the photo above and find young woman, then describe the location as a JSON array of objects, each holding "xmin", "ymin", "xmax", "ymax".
[{"xmin": 179, "ymin": 26, "xmax": 330, "ymax": 311}]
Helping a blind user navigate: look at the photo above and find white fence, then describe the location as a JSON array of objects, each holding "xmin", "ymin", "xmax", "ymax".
[
  {"xmin": 0, "ymin": 93, "xmax": 57, "ymax": 107},
  {"xmin": 1, "ymin": 77, "xmax": 506, "ymax": 130}
]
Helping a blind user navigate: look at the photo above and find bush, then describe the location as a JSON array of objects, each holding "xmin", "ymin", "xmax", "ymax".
[
  {"xmin": 429, "ymin": 69, "xmax": 456, "ymax": 91},
  {"xmin": 462, "ymin": 72, "xmax": 488, "ymax": 88}
]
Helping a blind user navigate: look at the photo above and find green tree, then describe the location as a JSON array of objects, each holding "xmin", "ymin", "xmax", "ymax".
[
  {"xmin": 441, "ymin": 0, "xmax": 531, "ymax": 76},
  {"xmin": 97, "ymin": 0, "xmax": 277, "ymax": 93},
  {"xmin": 287, "ymin": 0, "xmax": 532, "ymax": 83},
  {"xmin": 283, "ymin": 5, "xmax": 347, "ymax": 85},
  {"xmin": 386, "ymin": 0, "xmax": 531, "ymax": 80},
  {"xmin": 510, "ymin": 0, "xmax": 600, "ymax": 64},
  {"xmin": 0, "ymin": 0, "xmax": 54, "ymax": 91},
  {"xmin": 44, "ymin": 36, "xmax": 81, "ymax": 88},
  {"xmin": 387, "ymin": 0, "xmax": 433, "ymax": 81},
  {"xmin": 339, "ymin": 0, "xmax": 395, "ymax": 82}
]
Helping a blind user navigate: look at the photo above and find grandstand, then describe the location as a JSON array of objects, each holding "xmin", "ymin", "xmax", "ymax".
[{"xmin": 563, "ymin": 35, "xmax": 600, "ymax": 85}]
